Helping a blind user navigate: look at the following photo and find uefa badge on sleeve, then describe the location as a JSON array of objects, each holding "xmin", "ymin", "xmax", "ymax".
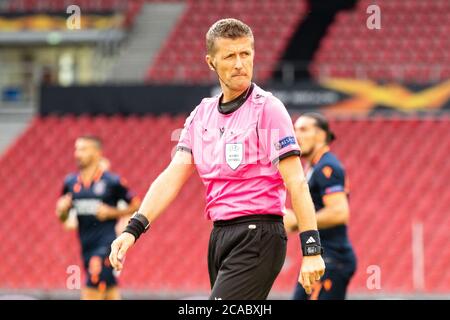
[{"xmin": 225, "ymin": 143, "xmax": 243, "ymax": 170}]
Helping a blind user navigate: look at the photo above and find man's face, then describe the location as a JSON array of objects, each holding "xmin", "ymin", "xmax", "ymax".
[
  {"xmin": 74, "ymin": 138, "xmax": 101, "ymax": 169},
  {"xmin": 294, "ymin": 116, "xmax": 325, "ymax": 157},
  {"xmin": 206, "ymin": 36, "xmax": 254, "ymax": 92}
]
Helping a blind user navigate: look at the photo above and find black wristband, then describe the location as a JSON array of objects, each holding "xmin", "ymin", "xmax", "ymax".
[
  {"xmin": 300, "ymin": 230, "xmax": 324, "ymax": 256},
  {"xmin": 123, "ymin": 213, "xmax": 150, "ymax": 241}
]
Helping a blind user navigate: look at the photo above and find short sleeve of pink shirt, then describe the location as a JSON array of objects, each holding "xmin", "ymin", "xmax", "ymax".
[
  {"xmin": 258, "ymin": 96, "xmax": 301, "ymax": 164},
  {"xmin": 177, "ymin": 105, "xmax": 199, "ymax": 153}
]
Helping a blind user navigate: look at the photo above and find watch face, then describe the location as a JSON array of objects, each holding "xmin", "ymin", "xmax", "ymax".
[{"xmin": 305, "ymin": 245, "xmax": 320, "ymax": 255}]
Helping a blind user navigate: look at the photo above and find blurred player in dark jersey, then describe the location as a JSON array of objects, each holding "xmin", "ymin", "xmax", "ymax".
[
  {"xmin": 284, "ymin": 113, "xmax": 357, "ymax": 300},
  {"xmin": 55, "ymin": 135, "xmax": 140, "ymax": 300}
]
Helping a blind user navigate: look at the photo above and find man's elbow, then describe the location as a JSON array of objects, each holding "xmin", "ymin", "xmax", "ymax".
[
  {"xmin": 285, "ymin": 176, "xmax": 309, "ymax": 194},
  {"xmin": 130, "ymin": 198, "xmax": 141, "ymax": 212},
  {"xmin": 336, "ymin": 208, "xmax": 350, "ymax": 225}
]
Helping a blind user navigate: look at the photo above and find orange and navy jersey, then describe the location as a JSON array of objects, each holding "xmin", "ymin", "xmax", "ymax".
[
  {"xmin": 307, "ymin": 151, "xmax": 349, "ymax": 210},
  {"xmin": 61, "ymin": 169, "xmax": 137, "ymax": 253},
  {"xmin": 307, "ymin": 151, "xmax": 355, "ymax": 266}
]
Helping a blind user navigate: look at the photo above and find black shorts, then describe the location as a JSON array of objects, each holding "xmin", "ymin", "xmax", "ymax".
[
  {"xmin": 208, "ymin": 214, "xmax": 287, "ymax": 300},
  {"xmin": 83, "ymin": 245, "xmax": 117, "ymax": 289}
]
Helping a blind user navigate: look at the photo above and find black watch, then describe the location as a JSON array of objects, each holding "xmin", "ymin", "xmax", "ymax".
[{"xmin": 303, "ymin": 244, "xmax": 324, "ymax": 256}]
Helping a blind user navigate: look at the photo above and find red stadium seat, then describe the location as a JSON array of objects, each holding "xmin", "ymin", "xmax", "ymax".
[
  {"xmin": 310, "ymin": 0, "xmax": 449, "ymax": 83},
  {"xmin": 146, "ymin": 0, "xmax": 308, "ymax": 84},
  {"xmin": 0, "ymin": 115, "xmax": 449, "ymax": 295}
]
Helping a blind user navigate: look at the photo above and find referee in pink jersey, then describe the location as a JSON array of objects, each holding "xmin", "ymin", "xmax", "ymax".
[{"xmin": 110, "ymin": 18, "xmax": 325, "ymax": 300}]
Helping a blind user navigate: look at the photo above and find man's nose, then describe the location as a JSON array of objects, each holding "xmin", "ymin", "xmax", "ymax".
[{"xmin": 234, "ymin": 57, "xmax": 243, "ymax": 69}]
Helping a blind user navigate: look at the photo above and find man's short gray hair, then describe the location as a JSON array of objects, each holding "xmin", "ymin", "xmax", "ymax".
[{"xmin": 206, "ymin": 18, "xmax": 254, "ymax": 55}]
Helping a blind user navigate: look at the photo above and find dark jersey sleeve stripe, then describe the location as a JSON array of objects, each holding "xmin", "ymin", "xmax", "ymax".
[
  {"xmin": 273, "ymin": 150, "xmax": 301, "ymax": 164},
  {"xmin": 176, "ymin": 145, "xmax": 192, "ymax": 154}
]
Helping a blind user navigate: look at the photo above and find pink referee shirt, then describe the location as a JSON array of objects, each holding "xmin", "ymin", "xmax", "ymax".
[{"xmin": 177, "ymin": 83, "xmax": 301, "ymax": 221}]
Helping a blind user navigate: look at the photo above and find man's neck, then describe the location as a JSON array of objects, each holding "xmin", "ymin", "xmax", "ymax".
[
  {"xmin": 220, "ymin": 84, "xmax": 250, "ymax": 103},
  {"xmin": 80, "ymin": 162, "xmax": 100, "ymax": 181},
  {"xmin": 308, "ymin": 144, "xmax": 329, "ymax": 166}
]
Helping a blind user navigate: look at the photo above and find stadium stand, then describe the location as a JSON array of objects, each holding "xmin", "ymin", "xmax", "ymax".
[
  {"xmin": 147, "ymin": 0, "xmax": 308, "ymax": 84},
  {"xmin": 3, "ymin": 0, "xmax": 447, "ymax": 84},
  {"xmin": 0, "ymin": 0, "xmax": 143, "ymax": 29},
  {"xmin": 0, "ymin": 0, "xmax": 448, "ymax": 300},
  {"xmin": 310, "ymin": 0, "xmax": 450, "ymax": 82},
  {"xmin": 0, "ymin": 115, "xmax": 448, "ymax": 295},
  {"xmin": 3, "ymin": 0, "xmax": 133, "ymax": 13}
]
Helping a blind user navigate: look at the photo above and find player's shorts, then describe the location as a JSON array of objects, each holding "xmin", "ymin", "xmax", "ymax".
[
  {"xmin": 293, "ymin": 259, "xmax": 356, "ymax": 300},
  {"xmin": 82, "ymin": 245, "xmax": 117, "ymax": 289},
  {"xmin": 208, "ymin": 214, "xmax": 287, "ymax": 300}
]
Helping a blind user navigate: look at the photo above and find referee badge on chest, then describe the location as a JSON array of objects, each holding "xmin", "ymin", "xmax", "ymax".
[{"xmin": 225, "ymin": 143, "xmax": 243, "ymax": 170}]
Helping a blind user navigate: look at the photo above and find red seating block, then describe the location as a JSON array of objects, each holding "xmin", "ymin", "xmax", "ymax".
[
  {"xmin": 0, "ymin": 115, "xmax": 448, "ymax": 295},
  {"xmin": 146, "ymin": 0, "xmax": 308, "ymax": 84},
  {"xmin": 311, "ymin": 0, "xmax": 449, "ymax": 82}
]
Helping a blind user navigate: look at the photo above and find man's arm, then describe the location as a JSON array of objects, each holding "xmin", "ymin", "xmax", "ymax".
[
  {"xmin": 109, "ymin": 150, "xmax": 195, "ymax": 270},
  {"xmin": 56, "ymin": 193, "xmax": 79, "ymax": 231},
  {"xmin": 284, "ymin": 192, "xmax": 349, "ymax": 232},
  {"xmin": 96, "ymin": 198, "xmax": 141, "ymax": 221},
  {"xmin": 278, "ymin": 155, "xmax": 325, "ymax": 294},
  {"xmin": 56, "ymin": 193, "xmax": 72, "ymax": 223},
  {"xmin": 278, "ymin": 156, "xmax": 317, "ymax": 233},
  {"xmin": 63, "ymin": 209, "xmax": 78, "ymax": 231},
  {"xmin": 315, "ymin": 192, "xmax": 349, "ymax": 229}
]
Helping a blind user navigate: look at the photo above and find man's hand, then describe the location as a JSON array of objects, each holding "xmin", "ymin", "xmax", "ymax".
[
  {"xmin": 96, "ymin": 203, "xmax": 117, "ymax": 221},
  {"xmin": 298, "ymin": 255, "xmax": 326, "ymax": 295},
  {"xmin": 56, "ymin": 194, "xmax": 72, "ymax": 221},
  {"xmin": 109, "ymin": 233, "xmax": 135, "ymax": 271}
]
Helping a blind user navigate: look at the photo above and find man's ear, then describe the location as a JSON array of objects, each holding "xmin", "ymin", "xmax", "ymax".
[{"xmin": 206, "ymin": 55, "xmax": 215, "ymax": 71}]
